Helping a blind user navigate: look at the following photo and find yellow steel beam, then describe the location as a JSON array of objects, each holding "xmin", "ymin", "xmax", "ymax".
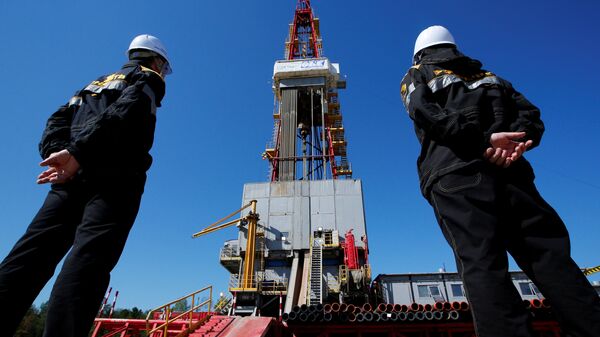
[
  {"xmin": 583, "ymin": 265, "xmax": 600, "ymax": 276},
  {"xmin": 242, "ymin": 200, "xmax": 258, "ymax": 290},
  {"xmin": 192, "ymin": 217, "xmax": 243, "ymax": 238},
  {"xmin": 191, "ymin": 201, "xmax": 253, "ymax": 238}
]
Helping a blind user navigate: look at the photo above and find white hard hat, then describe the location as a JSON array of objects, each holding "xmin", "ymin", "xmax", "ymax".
[
  {"xmin": 413, "ymin": 26, "xmax": 456, "ymax": 56},
  {"xmin": 127, "ymin": 34, "xmax": 172, "ymax": 74}
]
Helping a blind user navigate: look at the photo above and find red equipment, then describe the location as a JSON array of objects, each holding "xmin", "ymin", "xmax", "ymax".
[
  {"xmin": 286, "ymin": 0, "xmax": 322, "ymax": 60},
  {"xmin": 343, "ymin": 230, "xmax": 359, "ymax": 269}
]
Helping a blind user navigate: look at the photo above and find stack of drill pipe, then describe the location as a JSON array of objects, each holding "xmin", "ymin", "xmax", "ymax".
[
  {"xmin": 530, "ymin": 298, "xmax": 554, "ymax": 320},
  {"xmin": 282, "ymin": 301, "xmax": 479, "ymax": 324}
]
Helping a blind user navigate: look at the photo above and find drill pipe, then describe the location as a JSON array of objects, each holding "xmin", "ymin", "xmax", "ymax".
[
  {"xmin": 299, "ymin": 312, "xmax": 308, "ymax": 322},
  {"xmin": 282, "ymin": 313, "xmax": 290, "ymax": 322},
  {"xmin": 287, "ymin": 311, "xmax": 297, "ymax": 321},
  {"xmin": 300, "ymin": 304, "xmax": 308, "ymax": 312},
  {"xmin": 414, "ymin": 311, "xmax": 425, "ymax": 321},
  {"xmin": 406, "ymin": 312, "xmax": 416, "ymax": 321},
  {"xmin": 379, "ymin": 312, "xmax": 390, "ymax": 322},
  {"xmin": 447, "ymin": 310, "xmax": 460, "ymax": 320},
  {"xmin": 339, "ymin": 303, "xmax": 348, "ymax": 312},
  {"xmin": 292, "ymin": 305, "xmax": 301, "ymax": 313},
  {"xmin": 355, "ymin": 312, "xmax": 365, "ymax": 322},
  {"xmin": 409, "ymin": 302, "xmax": 424, "ymax": 312},
  {"xmin": 347, "ymin": 312, "xmax": 356, "ymax": 322},
  {"xmin": 443, "ymin": 301, "xmax": 452, "ymax": 311},
  {"xmin": 451, "ymin": 301, "xmax": 461, "ymax": 311},
  {"xmin": 424, "ymin": 311, "xmax": 434, "ymax": 320},
  {"xmin": 433, "ymin": 302, "xmax": 444, "ymax": 311},
  {"xmin": 522, "ymin": 299, "xmax": 532, "ymax": 309},
  {"xmin": 362, "ymin": 303, "xmax": 372, "ymax": 312},
  {"xmin": 345, "ymin": 304, "xmax": 354, "ymax": 313},
  {"xmin": 459, "ymin": 301, "xmax": 469, "ymax": 311},
  {"xmin": 541, "ymin": 298, "xmax": 551, "ymax": 308},
  {"xmin": 331, "ymin": 302, "xmax": 340, "ymax": 312},
  {"xmin": 323, "ymin": 303, "xmax": 332, "ymax": 313},
  {"xmin": 424, "ymin": 303, "xmax": 433, "ymax": 312},
  {"xmin": 376, "ymin": 303, "xmax": 387, "ymax": 312},
  {"xmin": 433, "ymin": 311, "xmax": 444, "ymax": 320},
  {"xmin": 396, "ymin": 312, "xmax": 408, "ymax": 321},
  {"xmin": 530, "ymin": 299, "xmax": 542, "ymax": 309},
  {"xmin": 323, "ymin": 312, "xmax": 333, "ymax": 322},
  {"xmin": 365, "ymin": 311, "xmax": 375, "ymax": 322},
  {"xmin": 393, "ymin": 304, "xmax": 402, "ymax": 312}
]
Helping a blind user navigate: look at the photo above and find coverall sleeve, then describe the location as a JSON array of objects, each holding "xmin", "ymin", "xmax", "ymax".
[
  {"xmin": 400, "ymin": 67, "xmax": 483, "ymax": 147},
  {"xmin": 38, "ymin": 97, "xmax": 78, "ymax": 159},
  {"xmin": 506, "ymin": 83, "xmax": 545, "ymax": 150},
  {"xmin": 66, "ymin": 70, "xmax": 163, "ymax": 168}
]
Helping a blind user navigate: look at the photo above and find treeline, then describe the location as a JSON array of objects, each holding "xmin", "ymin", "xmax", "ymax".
[{"xmin": 15, "ymin": 302, "xmax": 147, "ymax": 337}]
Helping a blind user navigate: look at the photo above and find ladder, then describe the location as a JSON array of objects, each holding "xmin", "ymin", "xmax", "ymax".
[{"xmin": 309, "ymin": 242, "xmax": 323, "ymax": 305}]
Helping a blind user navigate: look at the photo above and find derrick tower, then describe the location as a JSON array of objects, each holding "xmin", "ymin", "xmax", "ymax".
[
  {"xmin": 218, "ymin": 0, "xmax": 370, "ymax": 316},
  {"xmin": 265, "ymin": 0, "xmax": 351, "ymax": 181}
]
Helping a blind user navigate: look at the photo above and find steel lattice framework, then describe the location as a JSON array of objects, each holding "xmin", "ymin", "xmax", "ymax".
[{"xmin": 286, "ymin": 0, "xmax": 322, "ymax": 60}]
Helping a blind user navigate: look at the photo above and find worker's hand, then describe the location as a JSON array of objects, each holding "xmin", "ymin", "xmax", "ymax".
[
  {"xmin": 37, "ymin": 149, "xmax": 80, "ymax": 184},
  {"xmin": 483, "ymin": 132, "xmax": 533, "ymax": 168}
]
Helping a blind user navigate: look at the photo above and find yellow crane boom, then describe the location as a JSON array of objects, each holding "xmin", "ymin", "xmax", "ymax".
[{"xmin": 583, "ymin": 265, "xmax": 600, "ymax": 276}]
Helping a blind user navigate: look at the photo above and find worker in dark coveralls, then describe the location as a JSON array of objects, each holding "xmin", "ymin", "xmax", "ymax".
[
  {"xmin": 400, "ymin": 25, "xmax": 600, "ymax": 337},
  {"xmin": 0, "ymin": 34, "xmax": 171, "ymax": 337}
]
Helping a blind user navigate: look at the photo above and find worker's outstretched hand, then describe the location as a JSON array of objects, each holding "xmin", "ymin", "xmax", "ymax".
[
  {"xmin": 37, "ymin": 149, "xmax": 80, "ymax": 184},
  {"xmin": 483, "ymin": 132, "xmax": 533, "ymax": 168}
]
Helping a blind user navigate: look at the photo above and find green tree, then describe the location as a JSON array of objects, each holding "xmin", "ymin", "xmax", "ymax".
[
  {"xmin": 172, "ymin": 299, "xmax": 190, "ymax": 313},
  {"xmin": 15, "ymin": 305, "xmax": 44, "ymax": 337}
]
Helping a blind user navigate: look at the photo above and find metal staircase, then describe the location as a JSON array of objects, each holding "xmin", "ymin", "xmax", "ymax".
[{"xmin": 309, "ymin": 241, "xmax": 323, "ymax": 305}]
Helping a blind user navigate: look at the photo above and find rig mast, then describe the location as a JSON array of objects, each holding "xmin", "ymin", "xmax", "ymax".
[
  {"xmin": 265, "ymin": 0, "xmax": 351, "ymax": 182},
  {"xmin": 219, "ymin": 0, "xmax": 368, "ymax": 316}
]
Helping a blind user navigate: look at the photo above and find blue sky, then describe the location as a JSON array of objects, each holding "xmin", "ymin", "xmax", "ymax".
[{"xmin": 1, "ymin": 0, "xmax": 599, "ymax": 310}]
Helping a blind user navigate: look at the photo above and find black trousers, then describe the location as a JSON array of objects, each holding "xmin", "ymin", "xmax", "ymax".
[
  {"xmin": 0, "ymin": 178, "xmax": 143, "ymax": 337},
  {"xmin": 428, "ymin": 162, "xmax": 600, "ymax": 337}
]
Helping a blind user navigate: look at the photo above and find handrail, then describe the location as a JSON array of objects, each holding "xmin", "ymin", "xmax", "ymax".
[{"xmin": 145, "ymin": 286, "xmax": 213, "ymax": 337}]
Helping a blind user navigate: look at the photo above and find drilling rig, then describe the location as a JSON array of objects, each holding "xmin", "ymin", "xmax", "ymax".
[{"xmin": 216, "ymin": 0, "xmax": 370, "ymax": 316}]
